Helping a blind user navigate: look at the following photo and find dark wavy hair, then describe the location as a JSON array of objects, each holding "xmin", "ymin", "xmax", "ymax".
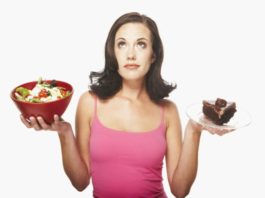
[{"xmin": 89, "ymin": 12, "xmax": 176, "ymax": 102}]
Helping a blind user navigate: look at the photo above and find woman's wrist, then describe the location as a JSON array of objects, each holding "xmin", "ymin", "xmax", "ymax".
[
  {"xmin": 186, "ymin": 119, "xmax": 203, "ymax": 136},
  {"xmin": 58, "ymin": 127, "xmax": 74, "ymax": 140}
]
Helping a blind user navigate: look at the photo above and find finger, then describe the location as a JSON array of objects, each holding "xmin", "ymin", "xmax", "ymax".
[
  {"xmin": 51, "ymin": 115, "xmax": 61, "ymax": 130},
  {"xmin": 20, "ymin": 115, "xmax": 32, "ymax": 128},
  {"xmin": 219, "ymin": 129, "xmax": 234, "ymax": 135},
  {"xmin": 226, "ymin": 128, "xmax": 235, "ymax": 133},
  {"xmin": 29, "ymin": 117, "xmax": 41, "ymax": 131},
  {"xmin": 54, "ymin": 114, "xmax": 60, "ymax": 124},
  {"xmin": 203, "ymin": 126, "xmax": 214, "ymax": 133},
  {"xmin": 37, "ymin": 117, "xmax": 50, "ymax": 130},
  {"xmin": 209, "ymin": 130, "xmax": 216, "ymax": 135},
  {"xmin": 214, "ymin": 129, "xmax": 223, "ymax": 135},
  {"xmin": 216, "ymin": 131, "xmax": 225, "ymax": 136}
]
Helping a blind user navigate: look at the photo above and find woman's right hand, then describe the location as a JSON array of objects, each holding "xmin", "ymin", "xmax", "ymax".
[{"xmin": 20, "ymin": 114, "xmax": 72, "ymax": 134}]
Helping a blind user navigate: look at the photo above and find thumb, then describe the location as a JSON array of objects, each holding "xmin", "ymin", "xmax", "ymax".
[{"xmin": 54, "ymin": 114, "xmax": 60, "ymax": 124}]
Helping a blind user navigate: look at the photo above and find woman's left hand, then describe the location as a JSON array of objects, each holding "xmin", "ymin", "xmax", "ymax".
[
  {"xmin": 188, "ymin": 119, "xmax": 235, "ymax": 136},
  {"xmin": 202, "ymin": 125, "xmax": 235, "ymax": 136}
]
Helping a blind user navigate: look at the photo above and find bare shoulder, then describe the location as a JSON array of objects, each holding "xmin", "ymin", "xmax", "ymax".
[
  {"xmin": 160, "ymin": 99, "xmax": 181, "ymax": 130},
  {"xmin": 78, "ymin": 91, "xmax": 95, "ymax": 107},
  {"xmin": 161, "ymin": 99, "xmax": 178, "ymax": 111},
  {"xmin": 76, "ymin": 91, "xmax": 95, "ymax": 121},
  {"xmin": 161, "ymin": 99, "xmax": 180, "ymax": 117}
]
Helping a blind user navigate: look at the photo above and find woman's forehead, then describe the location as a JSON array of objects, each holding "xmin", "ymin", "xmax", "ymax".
[{"xmin": 115, "ymin": 23, "xmax": 151, "ymax": 41}]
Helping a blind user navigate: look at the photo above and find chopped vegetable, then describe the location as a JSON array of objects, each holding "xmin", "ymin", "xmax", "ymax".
[
  {"xmin": 15, "ymin": 78, "xmax": 71, "ymax": 103},
  {"xmin": 15, "ymin": 87, "xmax": 30, "ymax": 98}
]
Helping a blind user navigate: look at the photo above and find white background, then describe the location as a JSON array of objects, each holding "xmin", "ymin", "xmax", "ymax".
[{"xmin": 1, "ymin": 0, "xmax": 264, "ymax": 197}]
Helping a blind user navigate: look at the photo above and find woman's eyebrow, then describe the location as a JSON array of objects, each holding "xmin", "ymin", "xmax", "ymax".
[
  {"xmin": 137, "ymin": 37, "xmax": 149, "ymax": 41},
  {"xmin": 115, "ymin": 37, "xmax": 126, "ymax": 41},
  {"xmin": 115, "ymin": 37, "xmax": 149, "ymax": 42}
]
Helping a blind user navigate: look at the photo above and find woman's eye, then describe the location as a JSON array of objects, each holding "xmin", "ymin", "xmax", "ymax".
[
  {"xmin": 117, "ymin": 41, "xmax": 126, "ymax": 48},
  {"xmin": 137, "ymin": 41, "xmax": 147, "ymax": 49}
]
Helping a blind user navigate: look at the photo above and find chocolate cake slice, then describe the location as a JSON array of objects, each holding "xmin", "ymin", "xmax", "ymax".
[{"xmin": 202, "ymin": 98, "xmax": 237, "ymax": 125}]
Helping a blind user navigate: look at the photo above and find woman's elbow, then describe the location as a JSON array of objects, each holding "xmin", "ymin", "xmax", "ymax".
[
  {"xmin": 72, "ymin": 179, "xmax": 90, "ymax": 192},
  {"xmin": 171, "ymin": 186, "xmax": 190, "ymax": 198}
]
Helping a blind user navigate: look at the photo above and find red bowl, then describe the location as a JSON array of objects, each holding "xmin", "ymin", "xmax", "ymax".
[{"xmin": 10, "ymin": 80, "xmax": 73, "ymax": 124}]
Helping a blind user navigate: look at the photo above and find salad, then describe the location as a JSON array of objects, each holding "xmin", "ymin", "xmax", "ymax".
[{"xmin": 15, "ymin": 78, "xmax": 71, "ymax": 103}]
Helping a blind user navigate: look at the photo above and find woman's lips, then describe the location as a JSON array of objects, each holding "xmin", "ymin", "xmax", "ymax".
[{"xmin": 124, "ymin": 64, "xmax": 140, "ymax": 69}]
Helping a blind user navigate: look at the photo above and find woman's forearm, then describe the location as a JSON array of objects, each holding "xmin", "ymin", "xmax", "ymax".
[
  {"xmin": 171, "ymin": 120, "xmax": 202, "ymax": 198},
  {"xmin": 58, "ymin": 129, "xmax": 90, "ymax": 191}
]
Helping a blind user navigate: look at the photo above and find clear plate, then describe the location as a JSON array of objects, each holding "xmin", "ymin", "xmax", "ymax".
[{"xmin": 186, "ymin": 103, "xmax": 251, "ymax": 131}]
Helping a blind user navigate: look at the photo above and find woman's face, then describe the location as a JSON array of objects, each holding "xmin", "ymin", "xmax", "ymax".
[{"xmin": 114, "ymin": 23, "xmax": 154, "ymax": 82}]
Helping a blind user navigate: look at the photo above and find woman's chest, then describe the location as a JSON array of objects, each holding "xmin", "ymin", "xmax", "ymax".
[
  {"xmin": 97, "ymin": 101, "xmax": 162, "ymax": 132},
  {"xmin": 90, "ymin": 127, "xmax": 166, "ymax": 167}
]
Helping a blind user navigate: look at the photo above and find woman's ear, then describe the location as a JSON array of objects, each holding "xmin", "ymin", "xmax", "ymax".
[{"xmin": 151, "ymin": 54, "xmax": 156, "ymax": 63}]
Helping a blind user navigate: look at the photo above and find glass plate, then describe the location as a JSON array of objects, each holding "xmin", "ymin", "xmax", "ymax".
[{"xmin": 186, "ymin": 103, "xmax": 251, "ymax": 131}]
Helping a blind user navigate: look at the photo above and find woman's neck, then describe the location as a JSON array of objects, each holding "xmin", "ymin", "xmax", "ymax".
[{"xmin": 117, "ymin": 80, "xmax": 148, "ymax": 101}]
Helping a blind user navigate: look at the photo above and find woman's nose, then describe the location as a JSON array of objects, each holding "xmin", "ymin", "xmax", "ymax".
[{"xmin": 127, "ymin": 46, "xmax": 136, "ymax": 60}]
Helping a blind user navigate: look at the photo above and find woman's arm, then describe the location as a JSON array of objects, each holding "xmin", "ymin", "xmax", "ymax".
[
  {"xmin": 170, "ymin": 120, "xmax": 202, "ymax": 198},
  {"xmin": 20, "ymin": 91, "xmax": 94, "ymax": 191},
  {"xmin": 164, "ymin": 101, "xmax": 202, "ymax": 198},
  {"xmin": 58, "ymin": 122, "xmax": 90, "ymax": 191},
  {"xmin": 58, "ymin": 91, "xmax": 94, "ymax": 191}
]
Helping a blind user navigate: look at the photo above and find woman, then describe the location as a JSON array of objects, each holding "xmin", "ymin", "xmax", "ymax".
[{"xmin": 21, "ymin": 12, "xmax": 230, "ymax": 198}]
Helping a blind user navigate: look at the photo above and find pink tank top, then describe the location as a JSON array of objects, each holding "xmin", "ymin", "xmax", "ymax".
[{"xmin": 90, "ymin": 97, "xmax": 168, "ymax": 198}]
